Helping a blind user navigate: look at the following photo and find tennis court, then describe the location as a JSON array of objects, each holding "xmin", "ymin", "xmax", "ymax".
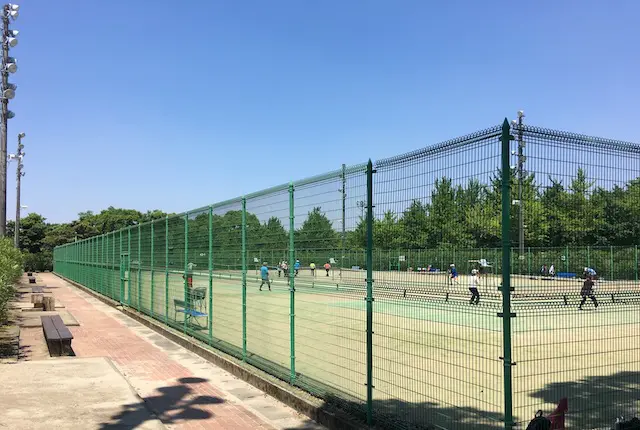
[{"xmin": 114, "ymin": 266, "xmax": 640, "ymax": 428}]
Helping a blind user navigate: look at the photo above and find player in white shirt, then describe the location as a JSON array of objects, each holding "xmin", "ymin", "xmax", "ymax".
[{"xmin": 469, "ymin": 269, "xmax": 480, "ymax": 305}]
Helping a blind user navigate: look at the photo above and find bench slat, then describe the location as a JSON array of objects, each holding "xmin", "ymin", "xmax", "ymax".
[
  {"xmin": 41, "ymin": 316, "xmax": 61, "ymax": 341},
  {"xmin": 50, "ymin": 315, "xmax": 73, "ymax": 340}
]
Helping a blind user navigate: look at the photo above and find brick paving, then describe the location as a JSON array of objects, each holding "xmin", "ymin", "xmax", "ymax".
[{"xmin": 18, "ymin": 274, "xmax": 321, "ymax": 430}]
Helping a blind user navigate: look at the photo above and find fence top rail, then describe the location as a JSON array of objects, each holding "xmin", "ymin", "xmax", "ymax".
[
  {"xmin": 374, "ymin": 125, "xmax": 502, "ymax": 169},
  {"xmin": 521, "ymin": 124, "xmax": 640, "ymax": 154}
]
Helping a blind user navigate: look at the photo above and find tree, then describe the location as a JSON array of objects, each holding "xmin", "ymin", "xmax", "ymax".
[
  {"xmin": 425, "ymin": 177, "xmax": 474, "ymax": 248},
  {"xmin": 399, "ymin": 200, "xmax": 429, "ymax": 249},
  {"xmin": 43, "ymin": 223, "xmax": 76, "ymax": 251},
  {"xmin": 19, "ymin": 213, "xmax": 48, "ymax": 254},
  {"xmin": 296, "ymin": 207, "xmax": 339, "ymax": 251},
  {"xmin": 374, "ymin": 211, "xmax": 404, "ymax": 250},
  {"xmin": 262, "ymin": 217, "xmax": 288, "ymax": 250}
]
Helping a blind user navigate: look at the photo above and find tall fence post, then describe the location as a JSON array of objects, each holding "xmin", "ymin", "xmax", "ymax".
[
  {"xmin": 500, "ymin": 119, "xmax": 515, "ymax": 429},
  {"xmin": 241, "ymin": 197, "xmax": 247, "ymax": 362},
  {"xmin": 184, "ymin": 213, "xmax": 189, "ymax": 334},
  {"xmin": 289, "ymin": 182, "xmax": 296, "ymax": 385},
  {"xmin": 208, "ymin": 205, "xmax": 213, "ymax": 343},
  {"xmin": 100, "ymin": 236, "xmax": 104, "ymax": 295},
  {"xmin": 365, "ymin": 159, "xmax": 375, "ymax": 426},
  {"xmin": 127, "ymin": 228, "xmax": 131, "ymax": 306},
  {"xmin": 151, "ymin": 221, "xmax": 155, "ymax": 319},
  {"xmin": 120, "ymin": 230, "xmax": 124, "ymax": 304},
  {"xmin": 341, "ymin": 164, "xmax": 346, "ymax": 277},
  {"xmin": 165, "ymin": 216, "xmax": 169, "ymax": 324},
  {"xmin": 138, "ymin": 223, "xmax": 142, "ymax": 311}
]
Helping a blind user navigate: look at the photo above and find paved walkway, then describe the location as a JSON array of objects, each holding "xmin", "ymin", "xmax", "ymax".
[{"xmin": 19, "ymin": 273, "xmax": 323, "ymax": 430}]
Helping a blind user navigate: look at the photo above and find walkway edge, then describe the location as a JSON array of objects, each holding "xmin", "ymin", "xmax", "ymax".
[{"xmin": 54, "ymin": 273, "xmax": 366, "ymax": 430}]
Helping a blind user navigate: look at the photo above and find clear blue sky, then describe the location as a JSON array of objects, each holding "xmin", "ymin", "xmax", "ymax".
[{"xmin": 8, "ymin": 0, "xmax": 640, "ymax": 224}]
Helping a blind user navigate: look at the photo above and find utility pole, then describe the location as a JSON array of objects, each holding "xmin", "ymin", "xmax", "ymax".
[
  {"xmin": 0, "ymin": 3, "xmax": 19, "ymax": 237},
  {"xmin": 13, "ymin": 131, "xmax": 23, "ymax": 247}
]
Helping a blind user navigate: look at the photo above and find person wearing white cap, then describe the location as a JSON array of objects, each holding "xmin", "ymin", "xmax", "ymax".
[
  {"xmin": 584, "ymin": 267, "xmax": 597, "ymax": 279},
  {"xmin": 449, "ymin": 264, "xmax": 459, "ymax": 285},
  {"xmin": 469, "ymin": 268, "xmax": 480, "ymax": 305}
]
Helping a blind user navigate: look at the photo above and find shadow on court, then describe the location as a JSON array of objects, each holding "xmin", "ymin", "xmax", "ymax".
[
  {"xmin": 285, "ymin": 371, "xmax": 640, "ymax": 429},
  {"xmin": 528, "ymin": 371, "xmax": 640, "ymax": 429},
  {"xmin": 284, "ymin": 394, "xmax": 504, "ymax": 430}
]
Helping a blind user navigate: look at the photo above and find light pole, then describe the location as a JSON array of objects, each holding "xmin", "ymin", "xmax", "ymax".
[
  {"xmin": 357, "ymin": 200, "xmax": 365, "ymax": 219},
  {"xmin": 511, "ymin": 110, "xmax": 526, "ymax": 274},
  {"xmin": 0, "ymin": 3, "xmax": 19, "ymax": 237},
  {"xmin": 12, "ymin": 131, "xmax": 23, "ymax": 247}
]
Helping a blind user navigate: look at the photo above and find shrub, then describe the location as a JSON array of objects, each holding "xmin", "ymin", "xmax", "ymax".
[
  {"xmin": 23, "ymin": 251, "xmax": 53, "ymax": 273},
  {"xmin": 0, "ymin": 238, "xmax": 23, "ymax": 323}
]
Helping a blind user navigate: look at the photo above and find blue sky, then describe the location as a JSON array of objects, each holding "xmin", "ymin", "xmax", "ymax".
[{"xmin": 8, "ymin": 0, "xmax": 640, "ymax": 224}]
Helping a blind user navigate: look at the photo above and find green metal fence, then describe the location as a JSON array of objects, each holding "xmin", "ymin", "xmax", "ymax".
[{"xmin": 54, "ymin": 119, "xmax": 640, "ymax": 429}]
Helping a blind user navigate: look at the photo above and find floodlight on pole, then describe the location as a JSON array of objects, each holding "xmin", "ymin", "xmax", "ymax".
[
  {"xmin": 5, "ymin": 57, "xmax": 16, "ymax": 73},
  {"xmin": 5, "ymin": 4, "xmax": 19, "ymax": 20},
  {"xmin": 0, "ymin": 3, "xmax": 21, "ymax": 237},
  {"xmin": 2, "ymin": 87, "xmax": 13, "ymax": 99}
]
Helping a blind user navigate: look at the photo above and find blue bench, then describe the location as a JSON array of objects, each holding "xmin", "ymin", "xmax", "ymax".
[
  {"xmin": 174, "ymin": 299, "xmax": 207, "ymax": 328},
  {"xmin": 557, "ymin": 272, "xmax": 576, "ymax": 278}
]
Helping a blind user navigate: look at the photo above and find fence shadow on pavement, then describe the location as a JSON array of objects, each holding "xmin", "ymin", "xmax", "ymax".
[{"xmin": 99, "ymin": 376, "xmax": 224, "ymax": 429}]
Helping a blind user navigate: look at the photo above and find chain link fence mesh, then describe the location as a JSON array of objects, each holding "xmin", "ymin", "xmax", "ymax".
[{"xmin": 53, "ymin": 121, "xmax": 640, "ymax": 429}]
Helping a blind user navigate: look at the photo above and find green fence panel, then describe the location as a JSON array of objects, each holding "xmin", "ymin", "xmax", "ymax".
[{"xmin": 52, "ymin": 120, "xmax": 640, "ymax": 430}]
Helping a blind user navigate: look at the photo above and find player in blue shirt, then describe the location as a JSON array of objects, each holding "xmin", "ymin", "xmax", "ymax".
[
  {"xmin": 449, "ymin": 264, "xmax": 459, "ymax": 284},
  {"xmin": 294, "ymin": 260, "xmax": 301, "ymax": 277},
  {"xmin": 445, "ymin": 264, "xmax": 459, "ymax": 302},
  {"xmin": 260, "ymin": 262, "xmax": 271, "ymax": 291}
]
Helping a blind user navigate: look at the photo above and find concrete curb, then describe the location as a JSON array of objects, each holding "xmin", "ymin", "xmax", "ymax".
[{"xmin": 54, "ymin": 273, "xmax": 366, "ymax": 430}]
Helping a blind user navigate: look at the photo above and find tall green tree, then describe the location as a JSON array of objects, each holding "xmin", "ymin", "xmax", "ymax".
[
  {"xmin": 426, "ymin": 177, "xmax": 474, "ymax": 247},
  {"xmin": 262, "ymin": 216, "xmax": 288, "ymax": 250},
  {"xmin": 296, "ymin": 207, "xmax": 339, "ymax": 251},
  {"xmin": 399, "ymin": 200, "xmax": 429, "ymax": 249},
  {"xmin": 374, "ymin": 211, "xmax": 404, "ymax": 250}
]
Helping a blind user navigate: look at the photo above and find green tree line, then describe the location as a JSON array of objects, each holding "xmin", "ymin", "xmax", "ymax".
[
  {"xmin": 348, "ymin": 167, "xmax": 640, "ymax": 250},
  {"xmin": 23, "ymin": 166, "xmax": 640, "ymax": 279},
  {"xmin": 7, "ymin": 207, "xmax": 170, "ymax": 272}
]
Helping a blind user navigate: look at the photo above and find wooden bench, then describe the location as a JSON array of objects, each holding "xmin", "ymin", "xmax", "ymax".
[
  {"xmin": 174, "ymin": 299, "xmax": 207, "ymax": 329},
  {"xmin": 41, "ymin": 315, "xmax": 73, "ymax": 357},
  {"xmin": 32, "ymin": 286, "xmax": 44, "ymax": 294},
  {"xmin": 28, "ymin": 276, "xmax": 36, "ymax": 284}
]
